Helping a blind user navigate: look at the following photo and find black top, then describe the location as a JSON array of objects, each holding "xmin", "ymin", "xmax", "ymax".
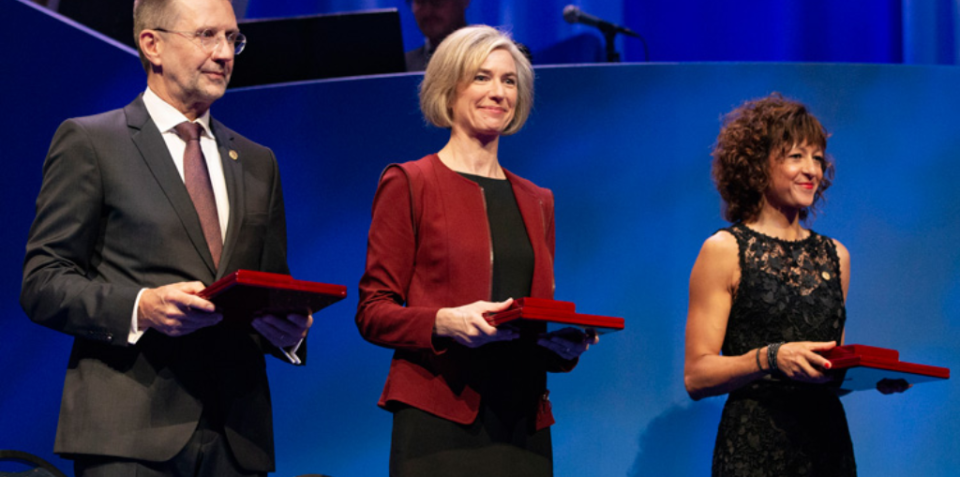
[
  {"xmin": 460, "ymin": 173, "xmax": 535, "ymax": 301},
  {"xmin": 712, "ymin": 223, "xmax": 855, "ymax": 477},
  {"xmin": 723, "ymin": 223, "xmax": 846, "ymax": 361},
  {"xmin": 458, "ymin": 173, "xmax": 541, "ymax": 414}
]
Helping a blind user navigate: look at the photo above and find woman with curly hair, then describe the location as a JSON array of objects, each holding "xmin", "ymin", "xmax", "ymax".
[{"xmin": 683, "ymin": 93, "xmax": 905, "ymax": 476}]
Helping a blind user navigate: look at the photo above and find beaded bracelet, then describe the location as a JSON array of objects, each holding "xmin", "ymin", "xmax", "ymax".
[{"xmin": 767, "ymin": 342, "xmax": 785, "ymax": 374}]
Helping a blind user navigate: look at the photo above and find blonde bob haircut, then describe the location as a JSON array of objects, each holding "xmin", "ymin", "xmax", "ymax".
[{"xmin": 419, "ymin": 25, "xmax": 534, "ymax": 136}]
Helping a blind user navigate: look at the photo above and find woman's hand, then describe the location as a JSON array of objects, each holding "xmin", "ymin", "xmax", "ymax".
[
  {"xmin": 876, "ymin": 378, "xmax": 911, "ymax": 395},
  {"xmin": 434, "ymin": 299, "xmax": 519, "ymax": 347},
  {"xmin": 775, "ymin": 341, "xmax": 837, "ymax": 383},
  {"xmin": 538, "ymin": 328, "xmax": 599, "ymax": 360}
]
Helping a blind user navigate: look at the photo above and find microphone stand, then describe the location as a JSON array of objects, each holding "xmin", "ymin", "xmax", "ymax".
[
  {"xmin": 600, "ymin": 24, "xmax": 621, "ymax": 63},
  {"xmin": 598, "ymin": 24, "xmax": 649, "ymax": 63},
  {"xmin": 564, "ymin": 6, "xmax": 649, "ymax": 62}
]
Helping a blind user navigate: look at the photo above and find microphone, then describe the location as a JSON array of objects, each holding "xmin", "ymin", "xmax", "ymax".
[{"xmin": 563, "ymin": 5, "xmax": 639, "ymax": 38}]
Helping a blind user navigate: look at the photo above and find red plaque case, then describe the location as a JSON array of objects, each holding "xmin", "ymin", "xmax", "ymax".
[
  {"xmin": 486, "ymin": 297, "xmax": 625, "ymax": 335},
  {"xmin": 824, "ymin": 344, "xmax": 950, "ymax": 392},
  {"xmin": 198, "ymin": 270, "xmax": 347, "ymax": 322}
]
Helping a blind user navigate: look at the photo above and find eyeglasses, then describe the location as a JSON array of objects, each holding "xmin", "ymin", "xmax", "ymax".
[{"xmin": 154, "ymin": 28, "xmax": 247, "ymax": 56}]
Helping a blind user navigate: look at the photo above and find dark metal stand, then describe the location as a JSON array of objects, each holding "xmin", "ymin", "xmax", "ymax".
[
  {"xmin": 600, "ymin": 24, "xmax": 650, "ymax": 63},
  {"xmin": 602, "ymin": 27, "xmax": 621, "ymax": 63}
]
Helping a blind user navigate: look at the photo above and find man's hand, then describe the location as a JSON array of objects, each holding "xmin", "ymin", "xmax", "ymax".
[
  {"xmin": 137, "ymin": 282, "xmax": 222, "ymax": 337},
  {"xmin": 252, "ymin": 313, "xmax": 313, "ymax": 349}
]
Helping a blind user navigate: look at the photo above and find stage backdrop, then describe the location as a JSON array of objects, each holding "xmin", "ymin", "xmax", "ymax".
[
  {"xmin": 2, "ymin": 2, "xmax": 958, "ymax": 476},
  {"xmin": 240, "ymin": 0, "xmax": 959, "ymax": 65}
]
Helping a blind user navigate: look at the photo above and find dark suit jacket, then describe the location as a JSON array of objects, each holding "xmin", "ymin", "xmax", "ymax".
[
  {"xmin": 20, "ymin": 95, "xmax": 300, "ymax": 472},
  {"xmin": 405, "ymin": 44, "xmax": 431, "ymax": 72}
]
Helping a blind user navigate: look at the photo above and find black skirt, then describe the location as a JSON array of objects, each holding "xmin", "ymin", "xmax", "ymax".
[{"xmin": 390, "ymin": 403, "xmax": 552, "ymax": 477}]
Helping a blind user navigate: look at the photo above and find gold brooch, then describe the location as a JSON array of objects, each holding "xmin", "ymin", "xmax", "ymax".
[
  {"xmin": 821, "ymin": 271, "xmax": 831, "ymax": 280},
  {"xmin": 229, "ymin": 150, "xmax": 239, "ymax": 160}
]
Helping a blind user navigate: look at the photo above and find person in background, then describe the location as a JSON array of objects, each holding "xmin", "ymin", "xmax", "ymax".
[
  {"xmin": 683, "ymin": 93, "xmax": 907, "ymax": 477},
  {"xmin": 20, "ymin": 0, "xmax": 310, "ymax": 475},
  {"xmin": 357, "ymin": 25, "xmax": 596, "ymax": 477},
  {"xmin": 405, "ymin": 0, "xmax": 469, "ymax": 71}
]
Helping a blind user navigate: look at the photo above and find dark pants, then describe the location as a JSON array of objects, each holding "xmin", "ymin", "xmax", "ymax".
[{"xmin": 73, "ymin": 417, "xmax": 264, "ymax": 477}]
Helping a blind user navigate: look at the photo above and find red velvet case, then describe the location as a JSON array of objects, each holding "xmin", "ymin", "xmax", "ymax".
[
  {"xmin": 198, "ymin": 270, "xmax": 347, "ymax": 322},
  {"xmin": 486, "ymin": 297, "xmax": 625, "ymax": 335},
  {"xmin": 824, "ymin": 344, "xmax": 950, "ymax": 391}
]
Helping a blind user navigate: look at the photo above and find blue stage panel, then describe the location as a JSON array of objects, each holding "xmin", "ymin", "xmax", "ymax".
[
  {"xmin": 3, "ymin": 1, "xmax": 958, "ymax": 475},
  {"xmin": 217, "ymin": 63, "xmax": 960, "ymax": 477},
  {"xmin": 0, "ymin": 1, "xmax": 143, "ymax": 474}
]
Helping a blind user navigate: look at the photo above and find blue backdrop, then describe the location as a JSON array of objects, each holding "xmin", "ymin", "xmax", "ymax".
[
  {"xmin": 2, "ymin": 1, "xmax": 958, "ymax": 476},
  {"xmin": 236, "ymin": 0, "xmax": 960, "ymax": 65}
]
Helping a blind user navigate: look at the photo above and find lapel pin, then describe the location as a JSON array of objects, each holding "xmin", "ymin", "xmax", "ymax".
[{"xmin": 229, "ymin": 150, "xmax": 239, "ymax": 160}]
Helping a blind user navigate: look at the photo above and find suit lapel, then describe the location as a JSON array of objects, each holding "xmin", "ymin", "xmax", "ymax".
[
  {"xmin": 211, "ymin": 118, "xmax": 244, "ymax": 280},
  {"xmin": 125, "ymin": 96, "xmax": 218, "ymax": 276}
]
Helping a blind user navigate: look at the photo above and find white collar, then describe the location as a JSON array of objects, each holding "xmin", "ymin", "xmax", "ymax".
[{"xmin": 142, "ymin": 87, "xmax": 213, "ymax": 138}]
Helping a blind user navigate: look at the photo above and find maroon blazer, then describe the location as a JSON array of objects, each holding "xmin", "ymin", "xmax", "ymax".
[{"xmin": 356, "ymin": 154, "xmax": 574, "ymax": 429}]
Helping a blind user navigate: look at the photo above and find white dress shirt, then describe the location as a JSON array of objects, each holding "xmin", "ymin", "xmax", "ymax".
[
  {"xmin": 127, "ymin": 89, "xmax": 302, "ymax": 364},
  {"xmin": 128, "ymin": 88, "xmax": 230, "ymax": 345}
]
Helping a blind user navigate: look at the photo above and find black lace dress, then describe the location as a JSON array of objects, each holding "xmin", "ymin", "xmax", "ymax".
[{"xmin": 712, "ymin": 223, "xmax": 856, "ymax": 477}]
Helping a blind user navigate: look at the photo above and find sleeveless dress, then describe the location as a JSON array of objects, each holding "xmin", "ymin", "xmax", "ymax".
[{"xmin": 712, "ymin": 223, "xmax": 857, "ymax": 477}]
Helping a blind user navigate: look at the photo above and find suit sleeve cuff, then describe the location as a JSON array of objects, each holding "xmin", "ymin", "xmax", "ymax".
[
  {"xmin": 128, "ymin": 288, "xmax": 147, "ymax": 345},
  {"xmin": 282, "ymin": 338, "xmax": 304, "ymax": 365}
]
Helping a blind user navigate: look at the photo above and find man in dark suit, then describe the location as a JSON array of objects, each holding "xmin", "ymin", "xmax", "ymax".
[
  {"xmin": 404, "ymin": 0, "xmax": 470, "ymax": 71},
  {"xmin": 20, "ymin": 0, "xmax": 310, "ymax": 475}
]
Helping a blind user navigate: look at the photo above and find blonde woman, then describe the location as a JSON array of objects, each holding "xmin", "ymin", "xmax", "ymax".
[{"xmin": 357, "ymin": 25, "xmax": 593, "ymax": 476}]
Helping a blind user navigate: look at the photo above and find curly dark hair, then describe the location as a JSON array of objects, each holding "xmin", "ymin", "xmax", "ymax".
[{"xmin": 711, "ymin": 93, "xmax": 835, "ymax": 223}]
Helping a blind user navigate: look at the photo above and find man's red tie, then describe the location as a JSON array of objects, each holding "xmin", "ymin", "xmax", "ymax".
[{"xmin": 175, "ymin": 121, "xmax": 222, "ymax": 269}]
